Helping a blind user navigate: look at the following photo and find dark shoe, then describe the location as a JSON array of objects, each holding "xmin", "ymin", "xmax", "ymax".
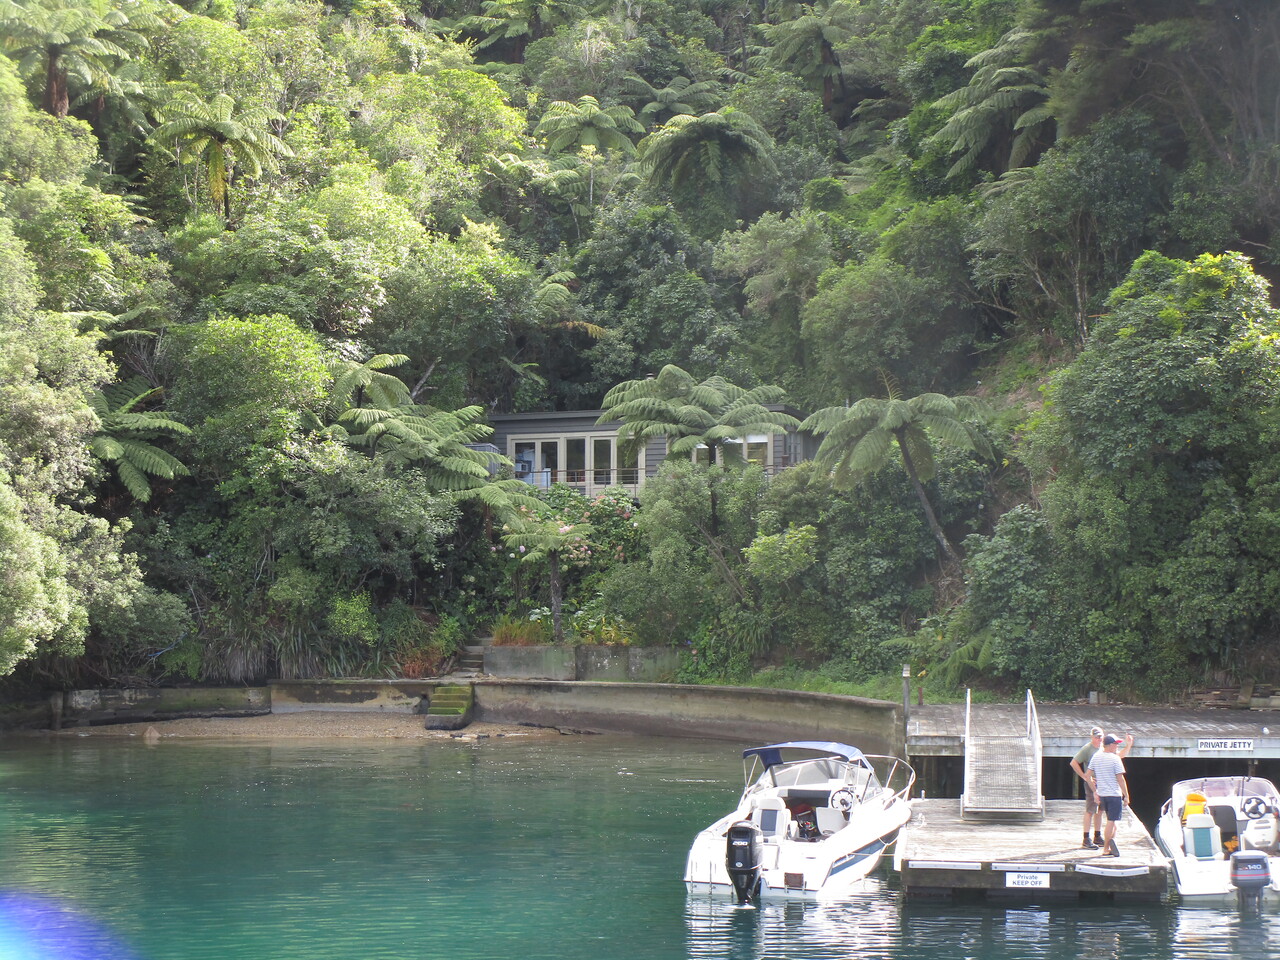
[
  {"xmin": 1082, "ymin": 838, "xmax": 1097, "ymax": 849},
  {"xmin": 1093, "ymin": 833, "xmax": 1105, "ymax": 846},
  {"xmin": 1107, "ymin": 839, "xmax": 1119, "ymax": 857}
]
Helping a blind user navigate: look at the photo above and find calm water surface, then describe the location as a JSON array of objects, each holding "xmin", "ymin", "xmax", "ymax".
[{"xmin": 0, "ymin": 734, "xmax": 1276, "ymax": 959}]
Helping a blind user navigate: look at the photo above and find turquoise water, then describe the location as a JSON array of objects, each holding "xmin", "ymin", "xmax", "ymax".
[{"xmin": 0, "ymin": 734, "xmax": 1277, "ymax": 960}]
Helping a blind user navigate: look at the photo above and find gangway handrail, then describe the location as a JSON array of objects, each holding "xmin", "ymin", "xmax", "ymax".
[
  {"xmin": 961, "ymin": 688, "xmax": 972, "ymax": 812},
  {"xmin": 1026, "ymin": 688, "xmax": 1043, "ymax": 813}
]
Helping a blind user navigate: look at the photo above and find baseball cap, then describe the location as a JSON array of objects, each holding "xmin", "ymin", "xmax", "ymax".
[
  {"xmin": 1103, "ymin": 734, "xmax": 1123, "ymax": 745},
  {"xmin": 1090, "ymin": 727, "xmax": 1104, "ymax": 738}
]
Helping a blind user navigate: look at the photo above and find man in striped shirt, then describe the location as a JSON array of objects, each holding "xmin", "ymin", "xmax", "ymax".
[{"xmin": 1086, "ymin": 734, "xmax": 1130, "ymax": 857}]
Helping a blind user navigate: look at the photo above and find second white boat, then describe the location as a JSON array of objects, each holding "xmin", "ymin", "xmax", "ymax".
[{"xmin": 1155, "ymin": 775, "xmax": 1280, "ymax": 908}]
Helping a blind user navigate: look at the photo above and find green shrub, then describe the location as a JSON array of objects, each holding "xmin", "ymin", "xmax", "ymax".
[{"xmin": 490, "ymin": 613, "xmax": 553, "ymax": 646}]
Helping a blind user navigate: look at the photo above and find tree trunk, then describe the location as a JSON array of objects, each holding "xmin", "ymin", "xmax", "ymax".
[
  {"xmin": 45, "ymin": 51, "xmax": 69, "ymax": 117},
  {"xmin": 897, "ymin": 435, "xmax": 959, "ymax": 563},
  {"xmin": 707, "ymin": 443, "xmax": 719, "ymax": 537},
  {"xmin": 549, "ymin": 551, "xmax": 564, "ymax": 644},
  {"xmin": 820, "ymin": 43, "xmax": 835, "ymax": 114}
]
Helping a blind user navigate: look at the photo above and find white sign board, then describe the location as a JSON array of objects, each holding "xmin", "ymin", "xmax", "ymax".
[
  {"xmin": 1004, "ymin": 872, "xmax": 1051, "ymax": 889},
  {"xmin": 1198, "ymin": 738, "xmax": 1254, "ymax": 752}
]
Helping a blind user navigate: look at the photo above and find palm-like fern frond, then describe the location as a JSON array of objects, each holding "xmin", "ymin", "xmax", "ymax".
[
  {"xmin": 927, "ymin": 28, "xmax": 1054, "ymax": 178},
  {"xmin": 88, "ymin": 376, "xmax": 190, "ymax": 502},
  {"xmin": 149, "ymin": 91, "xmax": 292, "ymax": 215},
  {"xmin": 802, "ymin": 388, "xmax": 992, "ymax": 560},
  {"xmin": 326, "ymin": 354, "xmax": 411, "ymax": 415},
  {"xmin": 534, "ymin": 95, "xmax": 644, "ymax": 156},
  {"xmin": 599, "ymin": 363, "xmax": 799, "ymax": 465},
  {"xmin": 638, "ymin": 108, "xmax": 776, "ymax": 193}
]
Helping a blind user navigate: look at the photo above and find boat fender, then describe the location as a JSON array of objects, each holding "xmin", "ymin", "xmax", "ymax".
[{"xmin": 830, "ymin": 788, "xmax": 856, "ymax": 814}]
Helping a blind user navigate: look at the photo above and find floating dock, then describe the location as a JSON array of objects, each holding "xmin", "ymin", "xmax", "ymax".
[{"xmin": 896, "ymin": 799, "xmax": 1169, "ymax": 900}]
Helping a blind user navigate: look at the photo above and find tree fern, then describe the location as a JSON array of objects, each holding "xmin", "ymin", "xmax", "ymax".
[
  {"xmin": 927, "ymin": 28, "xmax": 1054, "ymax": 179},
  {"xmin": 802, "ymin": 387, "xmax": 991, "ymax": 562},
  {"xmin": 88, "ymin": 377, "xmax": 190, "ymax": 502}
]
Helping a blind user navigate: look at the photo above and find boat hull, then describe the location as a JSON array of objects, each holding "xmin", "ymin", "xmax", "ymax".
[
  {"xmin": 1155, "ymin": 828, "xmax": 1280, "ymax": 904},
  {"xmin": 684, "ymin": 812, "xmax": 908, "ymax": 901}
]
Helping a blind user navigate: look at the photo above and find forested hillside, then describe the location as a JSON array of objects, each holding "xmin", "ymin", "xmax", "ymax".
[{"xmin": 2, "ymin": 0, "xmax": 1279, "ymax": 700}]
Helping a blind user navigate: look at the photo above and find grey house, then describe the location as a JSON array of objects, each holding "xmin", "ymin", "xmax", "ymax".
[{"xmin": 487, "ymin": 407, "xmax": 816, "ymax": 497}]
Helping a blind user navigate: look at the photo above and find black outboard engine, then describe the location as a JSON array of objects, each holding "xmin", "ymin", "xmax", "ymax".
[
  {"xmin": 1230, "ymin": 850, "xmax": 1270, "ymax": 914},
  {"xmin": 725, "ymin": 820, "xmax": 763, "ymax": 905}
]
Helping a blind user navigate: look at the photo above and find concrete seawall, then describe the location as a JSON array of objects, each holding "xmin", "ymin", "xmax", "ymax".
[
  {"xmin": 475, "ymin": 680, "xmax": 903, "ymax": 755},
  {"xmin": 10, "ymin": 679, "xmax": 902, "ymax": 755}
]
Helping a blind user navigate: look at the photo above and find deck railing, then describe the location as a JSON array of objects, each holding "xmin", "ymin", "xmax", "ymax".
[
  {"xmin": 513, "ymin": 467, "xmax": 644, "ymax": 492},
  {"xmin": 513, "ymin": 460, "xmax": 793, "ymax": 494}
]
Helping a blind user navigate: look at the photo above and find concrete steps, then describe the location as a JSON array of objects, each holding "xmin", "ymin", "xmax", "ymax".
[
  {"xmin": 424, "ymin": 684, "xmax": 474, "ymax": 730},
  {"xmin": 455, "ymin": 646, "xmax": 485, "ymax": 675}
]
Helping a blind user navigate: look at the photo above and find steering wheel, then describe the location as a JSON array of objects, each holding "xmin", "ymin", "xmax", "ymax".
[
  {"xmin": 830, "ymin": 788, "xmax": 856, "ymax": 814},
  {"xmin": 1242, "ymin": 796, "xmax": 1270, "ymax": 820}
]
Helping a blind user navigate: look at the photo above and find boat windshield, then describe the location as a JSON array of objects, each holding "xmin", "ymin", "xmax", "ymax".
[
  {"xmin": 741, "ymin": 745, "xmax": 875, "ymax": 792},
  {"xmin": 1170, "ymin": 777, "xmax": 1280, "ymax": 810}
]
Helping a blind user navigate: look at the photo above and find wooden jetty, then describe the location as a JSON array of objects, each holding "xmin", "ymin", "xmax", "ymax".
[
  {"xmin": 898, "ymin": 693, "xmax": 1171, "ymax": 899},
  {"xmin": 896, "ymin": 799, "xmax": 1169, "ymax": 900}
]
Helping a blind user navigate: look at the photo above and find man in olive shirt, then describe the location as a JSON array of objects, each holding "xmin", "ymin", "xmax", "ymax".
[{"xmin": 1070, "ymin": 727, "xmax": 1105, "ymax": 848}]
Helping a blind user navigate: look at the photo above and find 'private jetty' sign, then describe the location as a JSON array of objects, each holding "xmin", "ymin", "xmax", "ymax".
[{"xmin": 1197, "ymin": 738, "xmax": 1254, "ymax": 752}]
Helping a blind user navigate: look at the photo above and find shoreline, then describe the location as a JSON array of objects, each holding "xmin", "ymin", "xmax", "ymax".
[{"xmin": 20, "ymin": 713, "xmax": 569, "ymax": 741}]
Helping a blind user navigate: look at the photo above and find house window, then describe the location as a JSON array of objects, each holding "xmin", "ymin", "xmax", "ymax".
[
  {"xmin": 512, "ymin": 440, "xmax": 558, "ymax": 488},
  {"xmin": 566, "ymin": 438, "xmax": 586, "ymax": 483},
  {"xmin": 617, "ymin": 445, "xmax": 639, "ymax": 484},
  {"xmin": 509, "ymin": 435, "xmax": 642, "ymax": 489},
  {"xmin": 692, "ymin": 435, "xmax": 772, "ymax": 468},
  {"xmin": 593, "ymin": 438, "xmax": 612, "ymax": 485},
  {"xmin": 513, "ymin": 441, "xmax": 536, "ymax": 478}
]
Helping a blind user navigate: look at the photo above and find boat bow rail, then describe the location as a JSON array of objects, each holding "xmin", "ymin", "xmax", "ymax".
[{"xmin": 960, "ymin": 689, "xmax": 1046, "ymax": 821}]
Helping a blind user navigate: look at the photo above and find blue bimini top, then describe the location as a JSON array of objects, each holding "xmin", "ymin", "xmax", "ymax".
[{"xmin": 742, "ymin": 742, "xmax": 867, "ymax": 769}]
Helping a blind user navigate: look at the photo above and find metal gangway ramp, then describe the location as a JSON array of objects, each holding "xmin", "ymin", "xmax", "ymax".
[{"xmin": 960, "ymin": 689, "xmax": 1046, "ymax": 821}]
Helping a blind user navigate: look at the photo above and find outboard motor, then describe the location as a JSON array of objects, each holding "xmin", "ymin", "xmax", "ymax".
[
  {"xmin": 725, "ymin": 820, "xmax": 763, "ymax": 905},
  {"xmin": 1230, "ymin": 850, "xmax": 1270, "ymax": 914}
]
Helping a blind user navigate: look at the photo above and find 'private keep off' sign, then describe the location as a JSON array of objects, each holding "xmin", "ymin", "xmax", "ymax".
[
  {"xmin": 1005, "ymin": 872, "xmax": 1051, "ymax": 889},
  {"xmin": 1198, "ymin": 738, "xmax": 1254, "ymax": 752}
]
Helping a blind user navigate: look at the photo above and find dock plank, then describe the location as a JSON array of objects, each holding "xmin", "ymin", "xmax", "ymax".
[{"xmin": 897, "ymin": 799, "xmax": 1169, "ymax": 899}]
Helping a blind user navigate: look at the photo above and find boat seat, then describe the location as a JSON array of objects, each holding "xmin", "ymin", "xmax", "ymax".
[
  {"xmin": 1209, "ymin": 803, "xmax": 1239, "ymax": 845},
  {"xmin": 1183, "ymin": 813, "xmax": 1224, "ymax": 860},
  {"xmin": 753, "ymin": 798, "xmax": 791, "ymax": 840},
  {"xmin": 1181, "ymin": 792, "xmax": 1207, "ymax": 823},
  {"xmin": 815, "ymin": 807, "xmax": 846, "ymax": 835}
]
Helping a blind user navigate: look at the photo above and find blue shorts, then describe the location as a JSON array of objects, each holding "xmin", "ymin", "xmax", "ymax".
[{"xmin": 1100, "ymin": 795, "xmax": 1123, "ymax": 822}]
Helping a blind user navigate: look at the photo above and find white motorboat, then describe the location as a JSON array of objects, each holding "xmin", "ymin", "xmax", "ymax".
[
  {"xmin": 1155, "ymin": 775, "xmax": 1280, "ymax": 907},
  {"xmin": 684, "ymin": 741, "xmax": 915, "ymax": 903}
]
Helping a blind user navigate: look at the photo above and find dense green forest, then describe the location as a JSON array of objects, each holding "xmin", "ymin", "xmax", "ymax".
[{"xmin": 2, "ymin": 0, "xmax": 1279, "ymax": 701}]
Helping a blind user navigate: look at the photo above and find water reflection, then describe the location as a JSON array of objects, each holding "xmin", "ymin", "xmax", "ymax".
[
  {"xmin": 686, "ymin": 878, "xmax": 1280, "ymax": 960},
  {"xmin": 686, "ymin": 884, "xmax": 901, "ymax": 959}
]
